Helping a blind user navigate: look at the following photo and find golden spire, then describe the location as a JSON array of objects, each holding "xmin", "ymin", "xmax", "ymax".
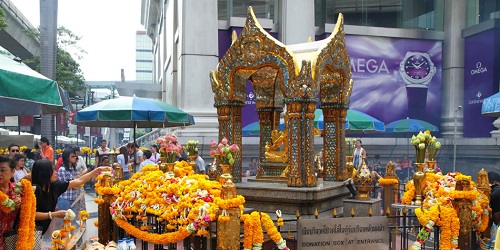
[{"xmin": 231, "ymin": 30, "xmax": 238, "ymax": 45}]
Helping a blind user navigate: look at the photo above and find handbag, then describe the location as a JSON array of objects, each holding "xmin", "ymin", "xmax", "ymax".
[
  {"xmin": 3, "ymin": 208, "xmax": 42, "ymax": 250},
  {"xmin": 3, "ymin": 226, "xmax": 43, "ymax": 250}
]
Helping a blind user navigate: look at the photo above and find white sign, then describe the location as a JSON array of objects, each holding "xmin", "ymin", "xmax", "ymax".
[{"xmin": 297, "ymin": 216, "xmax": 389, "ymax": 250}]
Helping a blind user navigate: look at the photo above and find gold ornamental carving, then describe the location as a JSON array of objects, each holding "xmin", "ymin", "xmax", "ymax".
[{"xmin": 210, "ymin": 7, "xmax": 353, "ymax": 186}]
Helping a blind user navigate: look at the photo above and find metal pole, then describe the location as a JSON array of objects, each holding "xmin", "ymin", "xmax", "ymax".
[
  {"xmin": 453, "ymin": 114, "xmax": 457, "ymax": 172},
  {"xmin": 75, "ymin": 96, "xmax": 79, "ymax": 146}
]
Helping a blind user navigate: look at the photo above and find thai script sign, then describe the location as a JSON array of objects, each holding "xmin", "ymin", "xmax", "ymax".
[{"xmin": 297, "ymin": 216, "xmax": 389, "ymax": 250}]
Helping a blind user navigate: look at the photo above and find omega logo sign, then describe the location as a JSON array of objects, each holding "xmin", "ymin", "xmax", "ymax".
[
  {"xmin": 350, "ymin": 58, "xmax": 390, "ymax": 74},
  {"xmin": 471, "ymin": 62, "xmax": 487, "ymax": 75}
]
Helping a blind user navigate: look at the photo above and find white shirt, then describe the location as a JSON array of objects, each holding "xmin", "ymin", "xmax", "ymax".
[
  {"xmin": 140, "ymin": 159, "xmax": 156, "ymax": 170},
  {"xmin": 14, "ymin": 168, "xmax": 28, "ymax": 182},
  {"xmin": 117, "ymin": 154, "xmax": 128, "ymax": 173},
  {"xmin": 150, "ymin": 153, "xmax": 161, "ymax": 163},
  {"xmin": 75, "ymin": 156, "xmax": 87, "ymax": 175}
]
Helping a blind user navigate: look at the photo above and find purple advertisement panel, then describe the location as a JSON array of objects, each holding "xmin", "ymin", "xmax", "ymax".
[
  {"xmin": 242, "ymin": 81, "xmax": 258, "ymax": 128},
  {"xmin": 218, "ymin": 30, "xmax": 442, "ymax": 131},
  {"xmin": 345, "ymin": 35, "xmax": 442, "ymax": 129},
  {"xmin": 463, "ymin": 29, "xmax": 498, "ymax": 137}
]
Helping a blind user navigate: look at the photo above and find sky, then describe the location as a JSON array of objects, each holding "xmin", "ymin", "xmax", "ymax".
[{"xmin": 9, "ymin": 0, "xmax": 144, "ymax": 81}]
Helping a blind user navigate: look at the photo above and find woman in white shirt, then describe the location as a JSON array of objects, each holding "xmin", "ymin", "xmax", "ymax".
[
  {"xmin": 150, "ymin": 145, "xmax": 161, "ymax": 163},
  {"xmin": 12, "ymin": 154, "xmax": 29, "ymax": 182},
  {"xmin": 352, "ymin": 139, "xmax": 366, "ymax": 169}
]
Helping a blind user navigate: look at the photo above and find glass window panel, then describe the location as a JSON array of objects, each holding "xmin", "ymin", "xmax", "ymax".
[
  {"xmin": 218, "ymin": 0, "xmax": 275, "ymax": 20},
  {"xmin": 316, "ymin": 0, "xmax": 444, "ymax": 31}
]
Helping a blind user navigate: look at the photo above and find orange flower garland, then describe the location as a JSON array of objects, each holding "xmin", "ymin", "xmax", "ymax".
[
  {"xmin": 251, "ymin": 212, "xmax": 264, "ymax": 248},
  {"xmin": 260, "ymin": 212, "xmax": 289, "ymax": 250},
  {"xmin": 115, "ymin": 218, "xmax": 191, "ymax": 244},
  {"xmin": 401, "ymin": 182, "xmax": 415, "ymax": 205},
  {"xmin": 17, "ymin": 179, "xmax": 36, "ymax": 250},
  {"xmin": 402, "ymin": 172, "xmax": 490, "ymax": 249},
  {"xmin": 378, "ymin": 177, "xmax": 399, "ymax": 186},
  {"xmin": 241, "ymin": 214, "xmax": 253, "ymax": 249}
]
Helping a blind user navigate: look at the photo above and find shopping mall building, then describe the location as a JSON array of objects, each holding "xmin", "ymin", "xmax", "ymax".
[{"xmin": 140, "ymin": 0, "xmax": 500, "ymax": 175}]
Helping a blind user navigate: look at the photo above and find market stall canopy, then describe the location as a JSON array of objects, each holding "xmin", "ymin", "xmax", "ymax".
[
  {"xmin": 0, "ymin": 53, "xmax": 70, "ymax": 115},
  {"xmin": 481, "ymin": 92, "xmax": 500, "ymax": 117},
  {"xmin": 74, "ymin": 95, "xmax": 195, "ymax": 128},
  {"xmin": 385, "ymin": 118, "xmax": 439, "ymax": 132}
]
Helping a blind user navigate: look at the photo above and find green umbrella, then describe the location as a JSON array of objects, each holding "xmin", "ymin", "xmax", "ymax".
[{"xmin": 0, "ymin": 54, "xmax": 69, "ymax": 115}]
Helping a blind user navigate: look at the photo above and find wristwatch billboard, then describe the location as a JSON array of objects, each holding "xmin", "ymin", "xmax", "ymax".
[
  {"xmin": 399, "ymin": 52, "xmax": 436, "ymax": 86},
  {"xmin": 400, "ymin": 52, "xmax": 436, "ymax": 120}
]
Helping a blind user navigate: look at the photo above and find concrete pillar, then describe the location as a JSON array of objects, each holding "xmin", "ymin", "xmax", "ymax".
[
  {"xmin": 441, "ymin": 0, "xmax": 466, "ymax": 138},
  {"xmin": 179, "ymin": 0, "xmax": 220, "ymax": 137},
  {"xmin": 280, "ymin": 0, "xmax": 315, "ymax": 44}
]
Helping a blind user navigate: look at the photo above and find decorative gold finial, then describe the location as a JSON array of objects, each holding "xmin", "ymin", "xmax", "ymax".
[
  {"xmin": 231, "ymin": 30, "xmax": 238, "ymax": 45},
  {"xmin": 332, "ymin": 208, "xmax": 337, "ymax": 218},
  {"xmin": 350, "ymin": 207, "xmax": 355, "ymax": 217},
  {"xmin": 314, "ymin": 208, "xmax": 318, "ymax": 219},
  {"xmin": 307, "ymin": 36, "xmax": 312, "ymax": 42},
  {"xmin": 368, "ymin": 206, "xmax": 373, "ymax": 217},
  {"xmin": 385, "ymin": 207, "xmax": 391, "ymax": 216},
  {"xmin": 296, "ymin": 210, "xmax": 300, "ymax": 219}
]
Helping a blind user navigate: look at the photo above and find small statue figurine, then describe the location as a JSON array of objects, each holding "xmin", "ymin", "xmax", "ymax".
[
  {"xmin": 384, "ymin": 161, "xmax": 397, "ymax": 178},
  {"xmin": 113, "ymin": 162, "xmax": 124, "ymax": 181},
  {"xmin": 264, "ymin": 129, "xmax": 288, "ymax": 163}
]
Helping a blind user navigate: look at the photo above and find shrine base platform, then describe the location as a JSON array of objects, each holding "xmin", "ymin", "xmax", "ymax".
[{"xmin": 236, "ymin": 178, "xmax": 351, "ymax": 218}]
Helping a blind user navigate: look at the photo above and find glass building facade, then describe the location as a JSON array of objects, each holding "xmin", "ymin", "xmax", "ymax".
[{"xmin": 136, "ymin": 30, "xmax": 153, "ymax": 82}]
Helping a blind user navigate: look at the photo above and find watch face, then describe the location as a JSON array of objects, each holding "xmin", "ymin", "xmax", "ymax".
[{"xmin": 403, "ymin": 54, "xmax": 432, "ymax": 80}]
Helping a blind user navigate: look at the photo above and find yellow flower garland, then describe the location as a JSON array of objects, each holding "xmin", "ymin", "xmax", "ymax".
[{"xmin": 214, "ymin": 195, "xmax": 245, "ymax": 210}]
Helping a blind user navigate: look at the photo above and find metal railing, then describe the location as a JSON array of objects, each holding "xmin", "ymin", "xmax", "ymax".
[{"xmin": 109, "ymin": 203, "xmax": 440, "ymax": 250}]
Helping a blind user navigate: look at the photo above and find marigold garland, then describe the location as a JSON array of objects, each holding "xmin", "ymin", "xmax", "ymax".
[
  {"xmin": 17, "ymin": 179, "xmax": 36, "ymax": 250},
  {"xmin": 378, "ymin": 177, "xmax": 399, "ymax": 188},
  {"xmin": 251, "ymin": 212, "xmax": 264, "ymax": 249},
  {"xmin": 214, "ymin": 195, "xmax": 245, "ymax": 210},
  {"xmin": 402, "ymin": 172, "xmax": 490, "ymax": 249},
  {"xmin": 115, "ymin": 218, "xmax": 191, "ymax": 244}
]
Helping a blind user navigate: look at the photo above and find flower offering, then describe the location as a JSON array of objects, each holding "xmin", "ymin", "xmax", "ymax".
[
  {"xmin": 157, "ymin": 134, "xmax": 183, "ymax": 163},
  {"xmin": 345, "ymin": 138, "xmax": 356, "ymax": 156},
  {"xmin": 209, "ymin": 137, "xmax": 240, "ymax": 165},
  {"xmin": 186, "ymin": 140, "xmax": 199, "ymax": 157}
]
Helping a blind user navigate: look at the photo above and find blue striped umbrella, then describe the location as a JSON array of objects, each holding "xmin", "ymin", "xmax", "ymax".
[
  {"xmin": 385, "ymin": 118, "xmax": 438, "ymax": 132},
  {"xmin": 317, "ymin": 109, "xmax": 385, "ymax": 132}
]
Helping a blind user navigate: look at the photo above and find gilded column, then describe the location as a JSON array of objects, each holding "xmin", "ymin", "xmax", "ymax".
[
  {"xmin": 454, "ymin": 178, "xmax": 472, "ymax": 250},
  {"xmin": 216, "ymin": 180, "xmax": 240, "ymax": 250},
  {"xmin": 321, "ymin": 104, "xmax": 347, "ymax": 181},
  {"xmin": 286, "ymin": 101, "xmax": 317, "ymax": 187},
  {"xmin": 216, "ymin": 101, "xmax": 244, "ymax": 183},
  {"xmin": 98, "ymin": 175, "xmax": 114, "ymax": 244},
  {"xmin": 256, "ymin": 108, "xmax": 274, "ymax": 165}
]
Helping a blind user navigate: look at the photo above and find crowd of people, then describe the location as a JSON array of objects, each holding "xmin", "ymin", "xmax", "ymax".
[{"xmin": 0, "ymin": 136, "xmax": 210, "ymax": 247}]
